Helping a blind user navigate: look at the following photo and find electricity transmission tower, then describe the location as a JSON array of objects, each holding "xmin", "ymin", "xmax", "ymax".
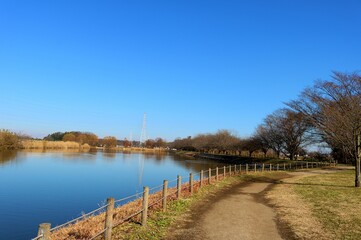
[
  {"xmin": 139, "ymin": 113, "xmax": 147, "ymax": 146},
  {"xmin": 138, "ymin": 113, "xmax": 147, "ymax": 191}
]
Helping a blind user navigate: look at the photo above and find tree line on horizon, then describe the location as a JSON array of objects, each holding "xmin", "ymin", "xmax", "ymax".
[
  {"xmin": 0, "ymin": 129, "xmax": 168, "ymax": 150},
  {"xmin": 1, "ymin": 71, "xmax": 360, "ymax": 185},
  {"xmin": 170, "ymin": 71, "xmax": 361, "ymax": 187}
]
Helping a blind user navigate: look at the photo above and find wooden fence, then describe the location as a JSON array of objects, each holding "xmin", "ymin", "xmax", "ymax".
[{"xmin": 32, "ymin": 161, "xmax": 333, "ymax": 240}]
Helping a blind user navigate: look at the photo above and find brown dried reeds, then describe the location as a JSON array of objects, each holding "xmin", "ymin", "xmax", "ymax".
[
  {"xmin": 20, "ymin": 140, "xmax": 80, "ymax": 150},
  {"xmin": 49, "ymin": 177, "xmax": 217, "ymax": 240}
]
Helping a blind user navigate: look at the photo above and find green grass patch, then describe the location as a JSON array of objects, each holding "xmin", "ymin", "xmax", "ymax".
[{"xmin": 294, "ymin": 170, "xmax": 361, "ymax": 239}]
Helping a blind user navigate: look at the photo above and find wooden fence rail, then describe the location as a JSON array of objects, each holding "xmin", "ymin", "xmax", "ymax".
[{"xmin": 33, "ymin": 161, "xmax": 333, "ymax": 240}]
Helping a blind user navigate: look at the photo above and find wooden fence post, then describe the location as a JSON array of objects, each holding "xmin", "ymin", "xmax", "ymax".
[
  {"xmin": 177, "ymin": 175, "xmax": 182, "ymax": 199},
  {"xmin": 262, "ymin": 163, "xmax": 265, "ymax": 172},
  {"xmin": 246, "ymin": 164, "xmax": 248, "ymax": 173},
  {"xmin": 105, "ymin": 198, "xmax": 114, "ymax": 239},
  {"xmin": 289, "ymin": 163, "xmax": 292, "ymax": 170},
  {"xmin": 216, "ymin": 167, "xmax": 219, "ymax": 181},
  {"xmin": 189, "ymin": 173, "xmax": 193, "ymax": 195},
  {"xmin": 223, "ymin": 166, "xmax": 226, "ymax": 178},
  {"xmin": 229, "ymin": 165, "xmax": 232, "ymax": 176},
  {"xmin": 283, "ymin": 163, "xmax": 286, "ymax": 170},
  {"xmin": 200, "ymin": 170, "xmax": 203, "ymax": 187},
  {"xmin": 37, "ymin": 223, "xmax": 51, "ymax": 240},
  {"xmin": 208, "ymin": 168, "xmax": 211, "ymax": 184},
  {"xmin": 270, "ymin": 164, "xmax": 272, "ymax": 171},
  {"xmin": 141, "ymin": 188, "xmax": 149, "ymax": 227},
  {"xmin": 254, "ymin": 163, "xmax": 257, "ymax": 172},
  {"xmin": 234, "ymin": 164, "xmax": 237, "ymax": 174},
  {"xmin": 162, "ymin": 180, "xmax": 168, "ymax": 212},
  {"xmin": 240, "ymin": 164, "xmax": 242, "ymax": 173}
]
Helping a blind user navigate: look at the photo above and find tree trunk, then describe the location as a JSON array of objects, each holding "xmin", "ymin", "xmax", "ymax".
[
  {"xmin": 276, "ymin": 150, "xmax": 280, "ymax": 159},
  {"xmin": 356, "ymin": 134, "xmax": 360, "ymax": 187}
]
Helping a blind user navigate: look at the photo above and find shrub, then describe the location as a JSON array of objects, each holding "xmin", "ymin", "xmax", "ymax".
[{"xmin": 0, "ymin": 129, "xmax": 19, "ymax": 150}]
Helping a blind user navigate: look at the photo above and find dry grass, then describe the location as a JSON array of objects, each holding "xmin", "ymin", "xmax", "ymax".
[
  {"xmin": 294, "ymin": 170, "xmax": 361, "ymax": 239},
  {"xmin": 48, "ymin": 172, "xmax": 240, "ymax": 240},
  {"xmin": 50, "ymin": 183, "xmax": 201, "ymax": 239},
  {"xmin": 266, "ymin": 173, "xmax": 333, "ymax": 240},
  {"xmin": 21, "ymin": 140, "xmax": 81, "ymax": 150},
  {"xmin": 266, "ymin": 169, "xmax": 361, "ymax": 239},
  {"xmin": 37, "ymin": 170, "xmax": 298, "ymax": 240}
]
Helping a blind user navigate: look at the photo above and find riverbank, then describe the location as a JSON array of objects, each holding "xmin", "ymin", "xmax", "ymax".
[
  {"xmin": 96, "ymin": 146, "xmax": 167, "ymax": 152},
  {"xmin": 174, "ymin": 150, "xmax": 299, "ymax": 164},
  {"xmin": 34, "ymin": 162, "xmax": 332, "ymax": 240},
  {"xmin": 50, "ymin": 170, "xmax": 289, "ymax": 240},
  {"xmin": 17, "ymin": 140, "xmax": 168, "ymax": 152},
  {"xmin": 1, "ymin": 150, "xmax": 219, "ymax": 239}
]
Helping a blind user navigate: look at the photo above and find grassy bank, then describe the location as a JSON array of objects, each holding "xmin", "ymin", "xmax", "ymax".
[
  {"xmin": 111, "ymin": 175, "xmax": 241, "ymax": 239},
  {"xmin": 174, "ymin": 150, "xmax": 301, "ymax": 164},
  {"xmin": 267, "ymin": 169, "xmax": 361, "ymax": 239},
  {"xmin": 48, "ymin": 169, "xmax": 288, "ymax": 240},
  {"xmin": 294, "ymin": 170, "xmax": 361, "ymax": 239}
]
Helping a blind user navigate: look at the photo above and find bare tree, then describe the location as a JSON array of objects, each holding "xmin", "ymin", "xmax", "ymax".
[
  {"xmin": 255, "ymin": 123, "xmax": 283, "ymax": 158},
  {"xmin": 241, "ymin": 137, "xmax": 266, "ymax": 157},
  {"xmin": 279, "ymin": 109, "xmax": 313, "ymax": 160},
  {"xmin": 192, "ymin": 134, "xmax": 212, "ymax": 152},
  {"xmin": 207, "ymin": 130, "xmax": 239, "ymax": 151},
  {"xmin": 102, "ymin": 136, "xmax": 117, "ymax": 148},
  {"xmin": 256, "ymin": 109, "xmax": 312, "ymax": 160},
  {"xmin": 154, "ymin": 138, "xmax": 166, "ymax": 148},
  {"xmin": 287, "ymin": 72, "xmax": 361, "ymax": 187},
  {"xmin": 170, "ymin": 136, "xmax": 195, "ymax": 151},
  {"xmin": 123, "ymin": 138, "xmax": 132, "ymax": 147},
  {"xmin": 145, "ymin": 139, "xmax": 155, "ymax": 148}
]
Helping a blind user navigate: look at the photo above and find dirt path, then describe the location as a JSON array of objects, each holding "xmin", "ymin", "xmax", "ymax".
[
  {"xmin": 166, "ymin": 168, "xmax": 349, "ymax": 240},
  {"xmin": 166, "ymin": 178, "xmax": 286, "ymax": 240}
]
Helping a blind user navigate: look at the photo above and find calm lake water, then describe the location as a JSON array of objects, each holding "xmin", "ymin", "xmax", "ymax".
[{"xmin": 0, "ymin": 150, "xmax": 224, "ymax": 239}]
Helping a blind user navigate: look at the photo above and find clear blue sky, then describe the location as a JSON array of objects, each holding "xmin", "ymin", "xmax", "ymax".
[{"xmin": 1, "ymin": 0, "xmax": 360, "ymax": 141}]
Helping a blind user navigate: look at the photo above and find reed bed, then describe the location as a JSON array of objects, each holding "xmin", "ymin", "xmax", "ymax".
[
  {"xmin": 51, "ymin": 191, "xmax": 168, "ymax": 239},
  {"xmin": 21, "ymin": 140, "xmax": 81, "ymax": 150},
  {"xmin": 49, "ymin": 177, "xmax": 212, "ymax": 240}
]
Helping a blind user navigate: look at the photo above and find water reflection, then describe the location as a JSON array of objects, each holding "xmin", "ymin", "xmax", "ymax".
[
  {"xmin": 0, "ymin": 151, "xmax": 18, "ymax": 165},
  {"xmin": 102, "ymin": 151, "xmax": 117, "ymax": 160},
  {"xmin": 0, "ymin": 150, "xmax": 228, "ymax": 240},
  {"xmin": 61, "ymin": 153, "xmax": 97, "ymax": 162}
]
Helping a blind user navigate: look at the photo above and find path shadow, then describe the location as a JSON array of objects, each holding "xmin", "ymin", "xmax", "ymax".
[{"xmin": 276, "ymin": 181, "xmax": 354, "ymax": 189}]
